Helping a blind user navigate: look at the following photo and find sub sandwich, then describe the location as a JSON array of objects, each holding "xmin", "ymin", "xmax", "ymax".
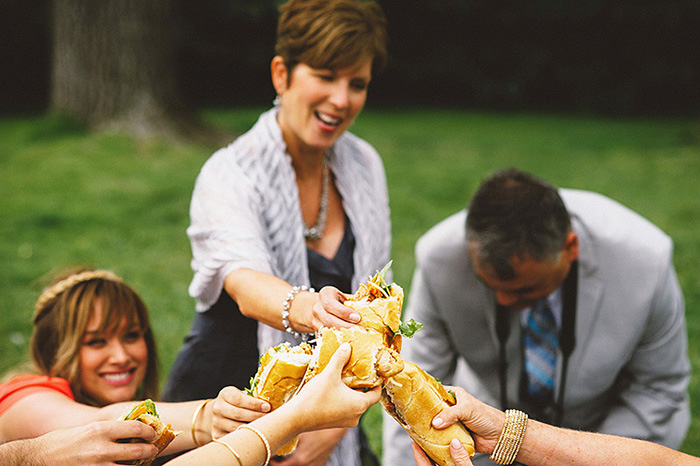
[
  {"xmin": 246, "ymin": 342, "xmax": 313, "ymax": 455},
  {"xmin": 344, "ymin": 262, "xmax": 405, "ymax": 351},
  {"xmin": 381, "ymin": 361, "xmax": 475, "ymax": 466},
  {"xmin": 120, "ymin": 399, "xmax": 179, "ymax": 466},
  {"xmin": 306, "ymin": 326, "xmax": 404, "ymax": 389}
]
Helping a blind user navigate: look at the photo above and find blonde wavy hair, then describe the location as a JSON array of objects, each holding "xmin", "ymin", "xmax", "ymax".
[{"xmin": 30, "ymin": 267, "xmax": 159, "ymax": 406}]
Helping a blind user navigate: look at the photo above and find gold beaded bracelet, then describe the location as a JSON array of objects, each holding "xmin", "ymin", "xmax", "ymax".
[
  {"xmin": 212, "ymin": 438, "xmax": 243, "ymax": 466},
  {"xmin": 490, "ymin": 409, "xmax": 529, "ymax": 465},
  {"xmin": 237, "ymin": 424, "xmax": 271, "ymax": 465},
  {"xmin": 191, "ymin": 398, "xmax": 213, "ymax": 447}
]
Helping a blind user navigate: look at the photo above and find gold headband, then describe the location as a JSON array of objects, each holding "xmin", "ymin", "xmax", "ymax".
[{"xmin": 33, "ymin": 270, "xmax": 123, "ymax": 323}]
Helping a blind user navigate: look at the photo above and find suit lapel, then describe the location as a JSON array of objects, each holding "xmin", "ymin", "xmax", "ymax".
[{"xmin": 566, "ymin": 217, "xmax": 604, "ymax": 383}]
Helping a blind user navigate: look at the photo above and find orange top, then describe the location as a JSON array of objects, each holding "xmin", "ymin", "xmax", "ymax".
[{"xmin": 0, "ymin": 374, "xmax": 73, "ymax": 416}]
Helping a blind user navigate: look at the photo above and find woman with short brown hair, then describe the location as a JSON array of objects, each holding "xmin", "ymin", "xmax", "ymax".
[{"xmin": 163, "ymin": 0, "xmax": 391, "ymax": 464}]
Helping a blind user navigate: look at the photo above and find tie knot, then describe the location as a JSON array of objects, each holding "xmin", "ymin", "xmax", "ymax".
[{"xmin": 529, "ymin": 299, "xmax": 555, "ymax": 328}]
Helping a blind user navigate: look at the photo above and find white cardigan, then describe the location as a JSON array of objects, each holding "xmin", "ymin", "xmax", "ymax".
[{"xmin": 186, "ymin": 107, "xmax": 392, "ymax": 353}]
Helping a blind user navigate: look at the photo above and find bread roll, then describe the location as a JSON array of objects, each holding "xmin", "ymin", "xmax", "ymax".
[
  {"xmin": 344, "ymin": 273, "xmax": 404, "ymax": 352},
  {"xmin": 308, "ymin": 326, "xmax": 403, "ymax": 389},
  {"xmin": 249, "ymin": 342, "xmax": 313, "ymax": 455},
  {"xmin": 120, "ymin": 399, "xmax": 179, "ymax": 466},
  {"xmin": 381, "ymin": 361, "xmax": 475, "ymax": 466},
  {"xmin": 251, "ymin": 342, "xmax": 313, "ymax": 408}
]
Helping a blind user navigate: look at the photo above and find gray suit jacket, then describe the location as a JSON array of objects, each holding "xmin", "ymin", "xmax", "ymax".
[{"xmin": 383, "ymin": 189, "xmax": 690, "ymax": 465}]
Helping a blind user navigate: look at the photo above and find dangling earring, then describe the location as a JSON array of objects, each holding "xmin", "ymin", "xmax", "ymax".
[{"xmin": 273, "ymin": 95, "xmax": 282, "ymax": 106}]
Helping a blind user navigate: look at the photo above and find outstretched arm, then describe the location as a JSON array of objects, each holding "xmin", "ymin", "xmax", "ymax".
[
  {"xmin": 168, "ymin": 343, "xmax": 381, "ymax": 466},
  {"xmin": 0, "ymin": 420, "xmax": 158, "ymax": 466},
  {"xmin": 225, "ymin": 268, "xmax": 360, "ymax": 334},
  {"xmin": 419, "ymin": 386, "xmax": 700, "ymax": 466}
]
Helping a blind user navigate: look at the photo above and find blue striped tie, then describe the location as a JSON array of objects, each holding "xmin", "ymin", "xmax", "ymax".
[{"xmin": 524, "ymin": 299, "xmax": 558, "ymax": 404}]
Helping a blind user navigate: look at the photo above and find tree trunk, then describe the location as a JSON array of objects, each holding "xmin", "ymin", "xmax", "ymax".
[{"xmin": 51, "ymin": 0, "xmax": 225, "ymax": 143}]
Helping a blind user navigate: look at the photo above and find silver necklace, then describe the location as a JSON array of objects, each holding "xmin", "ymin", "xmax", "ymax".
[{"xmin": 303, "ymin": 156, "xmax": 330, "ymax": 241}]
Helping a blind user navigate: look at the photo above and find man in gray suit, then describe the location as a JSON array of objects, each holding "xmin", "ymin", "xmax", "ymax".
[{"xmin": 383, "ymin": 168, "xmax": 690, "ymax": 465}]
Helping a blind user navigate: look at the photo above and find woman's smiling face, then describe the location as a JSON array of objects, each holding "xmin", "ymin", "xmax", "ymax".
[
  {"xmin": 79, "ymin": 298, "xmax": 148, "ymax": 405},
  {"xmin": 273, "ymin": 56, "xmax": 372, "ymax": 158}
]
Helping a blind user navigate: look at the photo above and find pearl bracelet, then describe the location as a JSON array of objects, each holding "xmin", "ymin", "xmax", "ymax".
[
  {"xmin": 282, "ymin": 285, "xmax": 314, "ymax": 338},
  {"xmin": 490, "ymin": 409, "xmax": 529, "ymax": 464}
]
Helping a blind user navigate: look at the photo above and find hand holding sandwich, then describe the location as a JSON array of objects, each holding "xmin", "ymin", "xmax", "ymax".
[
  {"xmin": 288, "ymin": 343, "xmax": 381, "ymax": 431},
  {"xmin": 416, "ymin": 385, "xmax": 700, "ymax": 466},
  {"xmin": 269, "ymin": 342, "xmax": 382, "ymax": 466},
  {"xmin": 167, "ymin": 343, "xmax": 381, "ymax": 466},
  {"xmin": 429, "ymin": 386, "xmax": 504, "ymax": 453},
  {"xmin": 411, "ymin": 386, "xmax": 501, "ymax": 466},
  {"xmin": 210, "ymin": 386, "xmax": 271, "ymax": 439},
  {"xmin": 225, "ymin": 269, "xmax": 358, "ymax": 335},
  {"xmin": 0, "ymin": 420, "xmax": 159, "ymax": 466},
  {"xmin": 307, "ymin": 261, "xmax": 403, "ymax": 332},
  {"xmin": 310, "ymin": 285, "xmax": 362, "ymax": 329}
]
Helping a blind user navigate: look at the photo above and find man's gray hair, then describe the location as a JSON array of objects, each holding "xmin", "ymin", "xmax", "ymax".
[{"xmin": 466, "ymin": 168, "xmax": 571, "ymax": 280}]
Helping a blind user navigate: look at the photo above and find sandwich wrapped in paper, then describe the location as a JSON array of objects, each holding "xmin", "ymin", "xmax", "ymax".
[
  {"xmin": 246, "ymin": 342, "xmax": 313, "ymax": 455},
  {"xmin": 119, "ymin": 399, "xmax": 179, "ymax": 466},
  {"xmin": 306, "ymin": 326, "xmax": 404, "ymax": 389},
  {"xmin": 381, "ymin": 361, "xmax": 475, "ymax": 466}
]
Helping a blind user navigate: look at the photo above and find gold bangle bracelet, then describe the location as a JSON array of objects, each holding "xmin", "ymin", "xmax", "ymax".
[
  {"xmin": 237, "ymin": 424, "xmax": 271, "ymax": 465},
  {"xmin": 490, "ymin": 409, "xmax": 529, "ymax": 465},
  {"xmin": 212, "ymin": 438, "xmax": 243, "ymax": 466},
  {"xmin": 191, "ymin": 399, "xmax": 213, "ymax": 447}
]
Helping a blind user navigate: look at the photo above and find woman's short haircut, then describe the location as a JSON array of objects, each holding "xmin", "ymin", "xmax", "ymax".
[{"xmin": 275, "ymin": 0, "xmax": 388, "ymax": 74}]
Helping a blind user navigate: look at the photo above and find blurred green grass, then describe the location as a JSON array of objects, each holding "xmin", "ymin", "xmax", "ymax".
[{"xmin": 1, "ymin": 108, "xmax": 698, "ymax": 457}]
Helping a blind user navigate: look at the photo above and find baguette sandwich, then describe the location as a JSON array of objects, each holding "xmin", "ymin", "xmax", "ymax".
[
  {"xmin": 120, "ymin": 399, "xmax": 179, "ymax": 466},
  {"xmin": 381, "ymin": 361, "xmax": 475, "ymax": 466},
  {"xmin": 306, "ymin": 326, "xmax": 404, "ymax": 389},
  {"xmin": 344, "ymin": 262, "xmax": 404, "ymax": 351},
  {"xmin": 246, "ymin": 342, "xmax": 313, "ymax": 455}
]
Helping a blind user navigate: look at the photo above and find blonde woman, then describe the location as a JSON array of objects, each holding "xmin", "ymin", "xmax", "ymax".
[{"xmin": 0, "ymin": 267, "xmax": 269, "ymax": 462}]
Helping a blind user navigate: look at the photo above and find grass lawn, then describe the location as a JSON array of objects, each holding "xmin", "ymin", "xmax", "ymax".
[{"xmin": 1, "ymin": 107, "xmax": 698, "ymax": 457}]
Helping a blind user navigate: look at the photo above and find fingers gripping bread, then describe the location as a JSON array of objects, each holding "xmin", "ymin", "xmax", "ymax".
[
  {"xmin": 248, "ymin": 342, "xmax": 313, "ymax": 455},
  {"xmin": 247, "ymin": 262, "xmax": 465, "ymax": 462},
  {"xmin": 344, "ymin": 265, "xmax": 404, "ymax": 352},
  {"xmin": 308, "ymin": 327, "xmax": 404, "ymax": 388},
  {"xmin": 135, "ymin": 413, "xmax": 178, "ymax": 455},
  {"xmin": 120, "ymin": 399, "xmax": 179, "ymax": 466},
  {"xmin": 381, "ymin": 361, "xmax": 475, "ymax": 466}
]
